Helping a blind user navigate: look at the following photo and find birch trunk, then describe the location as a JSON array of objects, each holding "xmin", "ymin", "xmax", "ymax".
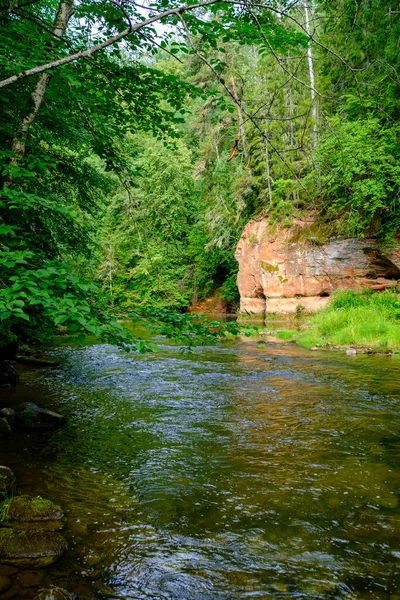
[
  {"xmin": 304, "ymin": 0, "xmax": 317, "ymax": 147},
  {"xmin": 4, "ymin": 0, "xmax": 74, "ymax": 187},
  {"xmin": 229, "ymin": 74, "xmax": 248, "ymax": 160}
]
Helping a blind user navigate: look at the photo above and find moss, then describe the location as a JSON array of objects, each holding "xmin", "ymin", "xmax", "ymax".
[
  {"xmin": 248, "ymin": 233, "xmax": 259, "ymax": 246},
  {"xmin": 7, "ymin": 496, "xmax": 63, "ymax": 522},
  {"xmin": 260, "ymin": 261, "xmax": 279, "ymax": 274},
  {"xmin": 0, "ymin": 528, "xmax": 68, "ymax": 568}
]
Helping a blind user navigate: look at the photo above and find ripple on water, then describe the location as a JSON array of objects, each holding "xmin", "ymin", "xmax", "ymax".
[{"xmin": 1, "ymin": 340, "xmax": 400, "ymax": 598}]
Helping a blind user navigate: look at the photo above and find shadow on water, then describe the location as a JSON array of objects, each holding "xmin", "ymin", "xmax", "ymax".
[{"xmin": 1, "ymin": 332, "xmax": 400, "ymax": 599}]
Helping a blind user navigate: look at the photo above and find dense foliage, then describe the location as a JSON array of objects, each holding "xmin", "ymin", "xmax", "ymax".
[{"xmin": 0, "ymin": 0, "xmax": 399, "ymax": 347}]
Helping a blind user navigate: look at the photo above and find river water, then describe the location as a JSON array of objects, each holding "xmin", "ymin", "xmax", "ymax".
[{"xmin": 1, "ymin": 335, "xmax": 400, "ymax": 599}]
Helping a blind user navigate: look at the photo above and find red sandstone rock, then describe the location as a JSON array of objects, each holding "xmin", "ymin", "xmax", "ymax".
[{"xmin": 235, "ymin": 219, "xmax": 400, "ymax": 314}]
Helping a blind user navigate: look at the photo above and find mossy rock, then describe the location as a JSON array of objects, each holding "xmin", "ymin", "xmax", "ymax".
[
  {"xmin": 0, "ymin": 418, "xmax": 11, "ymax": 439},
  {"xmin": 0, "ymin": 528, "xmax": 68, "ymax": 568},
  {"xmin": 34, "ymin": 587, "xmax": 76, "ymax": 600},
  {"xmin": 13, "ymin": 403, "xmax": 66, "ymax": 432},
  {"xmin": 6, "ymin": 496, "xmax": 63, "ymax": 523},
  {"xmin": 0, "ymin": 466, "xmax": 16, "ymax": 495}
]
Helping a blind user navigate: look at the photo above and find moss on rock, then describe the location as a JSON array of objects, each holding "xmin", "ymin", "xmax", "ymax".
[
  {"xmin": 0, "ymin": 528, "xmax": 68, "ymax": 568},
  {"xmin": 6, "ymin": 496, "xmax": 63, "ymax": 523}
]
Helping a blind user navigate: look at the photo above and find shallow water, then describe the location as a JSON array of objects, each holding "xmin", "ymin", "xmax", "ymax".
[{"xmin": 1, "ymin": 336, "xmax": 400, "ymax": 599}]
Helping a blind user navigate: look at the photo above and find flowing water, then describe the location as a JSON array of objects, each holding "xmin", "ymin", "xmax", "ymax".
[{"xmin": 1, "ymin": 333, "xmax": 400, "ymax": 599}]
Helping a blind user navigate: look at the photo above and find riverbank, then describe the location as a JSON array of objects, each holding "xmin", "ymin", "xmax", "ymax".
[{"xmin": 272, "ymin": 289, "xmax": 400, "ymax": 354}]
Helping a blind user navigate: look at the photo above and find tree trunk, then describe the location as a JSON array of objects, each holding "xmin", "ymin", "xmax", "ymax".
[
  {"xmin": 229, "ymin": 74, "xmax": 248, "ymax": 160},
  {"xmin": 4, "ymin": 0, "xmax": 74, "ymax": 188},
  {"xmin": 304, "ymin": 0, "xmax": 317, "ymax": 147}
]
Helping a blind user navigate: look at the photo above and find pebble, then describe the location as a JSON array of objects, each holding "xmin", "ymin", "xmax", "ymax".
[{"xmin": 0, "ymin": 576, "xmax": 11, "ymax": 593}]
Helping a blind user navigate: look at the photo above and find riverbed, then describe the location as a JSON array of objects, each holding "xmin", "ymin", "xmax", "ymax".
[{"xmin": 1, "ymin": 336, "xmax": 400, "ymax": 599}]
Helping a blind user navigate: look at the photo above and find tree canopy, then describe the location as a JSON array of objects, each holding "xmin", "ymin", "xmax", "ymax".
[{"xmin": 0, "ymin": 0, "xmax": 399, "ymax": 348}]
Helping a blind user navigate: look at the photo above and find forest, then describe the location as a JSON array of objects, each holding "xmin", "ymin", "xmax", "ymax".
[{"xmin": 0, "ymin": 0, "xmax": 399, "ymax": 349}]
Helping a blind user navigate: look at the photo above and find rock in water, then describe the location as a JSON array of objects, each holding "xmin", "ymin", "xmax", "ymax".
[
  {"xmin": 6, "ymin": 496, "xmax": 63, "ymax": 523},
  {"xmin": 0, "ymin": 529, "xmax": 68, "ymax": 568},
  {"xmin": 18, "ymin": 571, "xmax": 44, "ymax": 588},
  {"xmin": 0, "ymin": 575, "xmax": 11, "ymax": 592},
  {"xmin": 13, "ymin": 403, "xmax": 66, "ymax": 431},
  {"xmin": 0, "ymin": 466, "xmax": 16, "ymax": 495},
  {"xmin": 0, "ymin": 418, "xmax": 11, "ymax": 438},
  {"xmin": 346, "ymin": 347, "xmax": 357, "ymax": 356},
  {"xmin": 34, "ymin": 587, "xmax": 76, "ymax": 600},
  {"xmin": 0, "ymin": 408, "xmax": 15, "ymax": 419}
]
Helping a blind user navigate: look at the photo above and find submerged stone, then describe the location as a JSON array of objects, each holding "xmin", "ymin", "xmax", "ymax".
[
  {"xmin": 0, "ymin": 575, "xmax": 11, "ymax": 593},
  {"xmin": 0, "ymin": 528, "xmax": 68, "ymax": 568},
  {"xmin": 0, "ymin": 418, "xmax": 11, "ymax": 439},
  {"xmin": 13, "ymin": 403, "xmax": 66, "ymax": 432},
  {"xmin": 0, "ymin": 466, "xmax": 16, "ymax": 495},
  {"xmin": 34, "ymin": 587, "xmax": 76, "ymax": 600},
  {"xmin": 0, "ymin": 566, "xmax": 17, "ymax": 577},
  {"xmin": 6, "ymin": 496, "xmax": 63, "ymax": 523},
  {"xmin": 18, "ymin": 571, "xmax": 44, "ymax": 588}
]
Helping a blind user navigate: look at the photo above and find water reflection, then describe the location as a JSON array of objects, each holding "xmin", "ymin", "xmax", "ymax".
[{"xmin": 1, "ymin": 339, "xmax": 400, "ymax": 599}]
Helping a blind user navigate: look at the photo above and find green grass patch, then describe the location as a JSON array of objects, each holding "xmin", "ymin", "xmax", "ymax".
[
  {"xmin": 285, "ymin": 289, "xmax": 400, "ymax": 352},
  {"xmin": 275, "ymin": 330, "xmax": 297, "ymax": 340}
]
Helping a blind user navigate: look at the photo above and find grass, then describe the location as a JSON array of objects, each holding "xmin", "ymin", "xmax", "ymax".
[
  {"xmin": 0, "ymin": 493, "xmax": 13, "ymax": 522},
  {"xmin": 276, "ymin": 289, "xmax": 400, "ymax": 353}
]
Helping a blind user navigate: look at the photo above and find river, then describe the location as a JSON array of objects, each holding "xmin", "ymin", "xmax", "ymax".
[{"xmin": 1, "ymin": 334, "xmax": 400, "ymax": 599}]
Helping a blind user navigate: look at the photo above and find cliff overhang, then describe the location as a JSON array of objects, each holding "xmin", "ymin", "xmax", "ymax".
[{"xmin": 235, "ymin": 218, "xmax": 400, "ymax": 315}]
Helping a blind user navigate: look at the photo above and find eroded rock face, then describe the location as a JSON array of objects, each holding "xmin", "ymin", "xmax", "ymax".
[{"xmin": 235, "ymin": 219, "xmax": 400, "ymax": 314}]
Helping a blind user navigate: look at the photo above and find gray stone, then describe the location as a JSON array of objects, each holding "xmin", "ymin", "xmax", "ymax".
[
  {"xmin": 346, "ymin": 347, "xmax": 357, "ymax": 356},
  {"xmin": 13, "ymin": 403, "xmax": 66, "ymax": 432}
]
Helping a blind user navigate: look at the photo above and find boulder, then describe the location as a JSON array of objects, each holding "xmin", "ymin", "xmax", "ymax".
[
  {"xmin": 34, "ymin": 588, "xmax": 76, "ymax": 600},
  {"xmin": 6, "ymin": 496, "xmax": 63, "ymax": 523},
  {"xmin": 235, "ymin": 218, "xmax": 400, "ymax": 314},
  {"xmin": 0, "ymin": 418, "xmax": 11, "ymax": 439},
  {"xmin": 0, "ymin": 466, "xmax": 16, "ymax": 495},
  {"xmin": 0, "ymin": 364, "xmax": 19, "ymax": 388},
  {"xmin": 0, "ymin": 528, "xmax": 68, "ymax": 568},
  {"xmin": 0, "ymin": 408, "xmax": 15, "ymax": 419},
  {"xmin": 13, "ymin": 403, "xmax": 66, "ymax": 432}
]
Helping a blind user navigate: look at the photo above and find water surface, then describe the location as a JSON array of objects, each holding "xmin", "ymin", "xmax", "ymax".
[{"xmin": 1, "ymin": 337, "xmax": 400, "ymax": 599}]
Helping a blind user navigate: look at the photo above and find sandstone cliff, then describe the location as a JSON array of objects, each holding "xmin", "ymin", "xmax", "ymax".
[{"xmin": 235, "ymin": 218, "xmax": 400, "ymax": 314}]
